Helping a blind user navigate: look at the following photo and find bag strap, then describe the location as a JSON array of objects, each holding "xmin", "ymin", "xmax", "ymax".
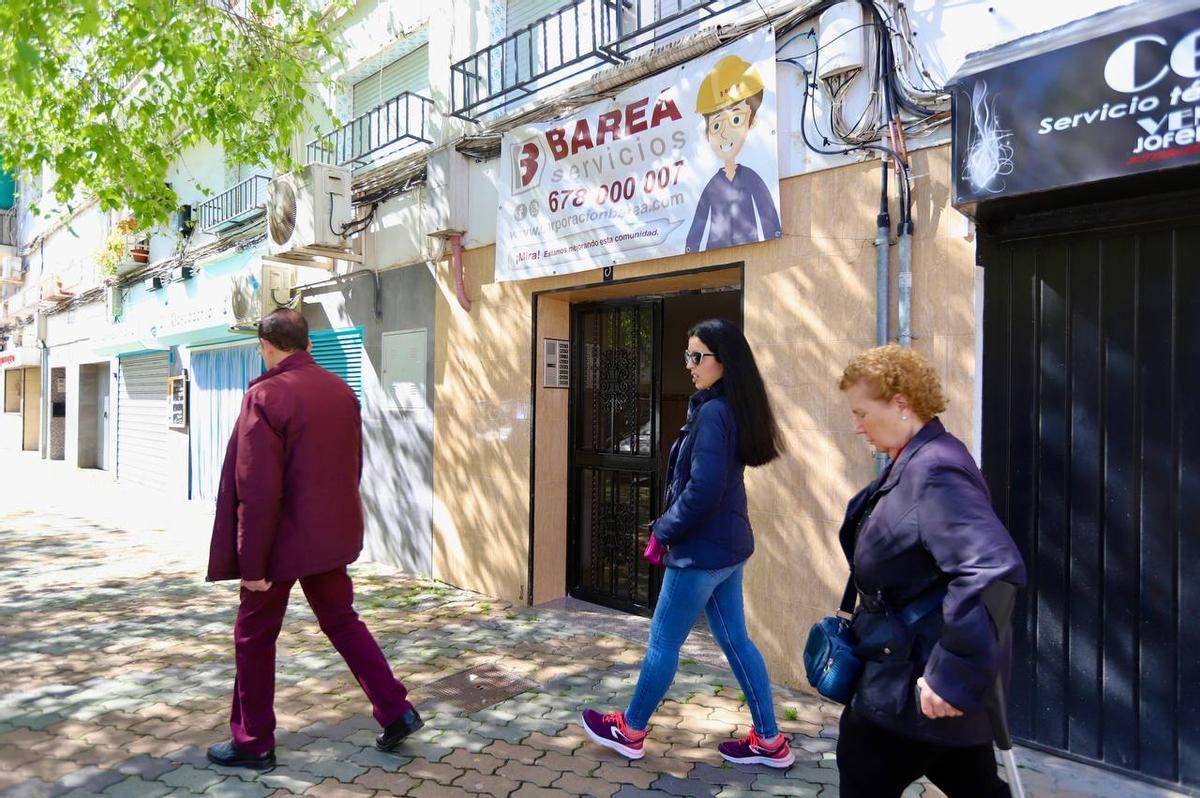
[
  {"xmin": 836, "ymin": 575, "xmax": 857, "ymax": 619},
  {"xmin": 838, "ymin": 464, "xmax": 896, "ymax": 620}
]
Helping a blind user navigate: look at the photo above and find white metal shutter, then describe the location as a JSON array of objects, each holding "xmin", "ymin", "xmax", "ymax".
[
  {"xmin": 116, "ymin": 352, "xmax": 170, "ymax": 490},
  {"xmin": 506, "ymin": 0, "xmax": 563, "ymax": 33},
  {"xmin": 352, "ymin": 46, "xmax": 431, "ymax": 118}
]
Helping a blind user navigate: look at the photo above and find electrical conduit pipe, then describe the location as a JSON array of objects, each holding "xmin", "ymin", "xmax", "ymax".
[
  {"xmin": 897, "ymin": 221, "xmax": 913, "ymax": 348},
  {"xmin": 450, "ymin": 233, "xmax": 471, "ymax": 313}
]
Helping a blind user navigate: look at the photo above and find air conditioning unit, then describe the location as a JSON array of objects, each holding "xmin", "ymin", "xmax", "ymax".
[
  {"xmin": 426, "ymin": 145, "xmax": 469, "ymax": 238},
  {"xmin": 105, "ymin": 285, "xmax": 123, "ymax": 322},
  {"xmin": 229, "ymin": 264, "xmax": 295, "ymax": 327},
  {"xmin": 266, "ymin": 163, "xmax": 352, "ymax": 262},
  {"xmin": 0, "ymin": 255, "xmax": 22, "ymax": 285}
]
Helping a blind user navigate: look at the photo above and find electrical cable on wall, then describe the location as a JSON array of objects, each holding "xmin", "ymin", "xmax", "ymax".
[
  {"xmin": 777, "ymin": 0, "xmax": 948, "ymax": 155},
  {"xmin": 782, "ymin": 56, "xmax": 912, "ymax": 221}
]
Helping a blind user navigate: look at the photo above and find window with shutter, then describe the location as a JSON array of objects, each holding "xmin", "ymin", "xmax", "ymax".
[
  {"xmin": 505, "ymin": 0, "xmax": 565, "ymax": 33},
  {"xmin": 351, "ymin": 46, "xmax": 430, "ymax": 119}
]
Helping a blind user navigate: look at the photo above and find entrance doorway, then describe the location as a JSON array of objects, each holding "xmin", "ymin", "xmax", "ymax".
[
  {"xmin": 567, "ymin": 288, "xmax": 741, "ymax": 614},
  {"xmin": 982, "ymin": 209, "xmax": 1200, "ymax": 790},
  {"xmin": 49, "ymin": 367, "xmax": 66, "ymax": 461},
  {"xmin": 21, "ymin": 366, "xmax": 39, "ymax": 452},
  {"xmin": 78, "ymin": 363, "xmax": 110, "ymax": 470}
]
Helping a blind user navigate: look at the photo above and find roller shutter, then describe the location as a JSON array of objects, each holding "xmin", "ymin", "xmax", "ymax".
[
  {"xmin": 506, "ymin": 0, "xmax": 563, "ymax": 33},
  {"xmin": 116, "ymin": 352, "xmax": 170, "ymax": 490},
  {"xmin": 352, "ymin": 46, "xmax": 430, "ymax": 118}
]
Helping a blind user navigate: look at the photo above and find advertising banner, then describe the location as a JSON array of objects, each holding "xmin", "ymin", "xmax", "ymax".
[
  {"xmin": 952, "ymin": 7, "xmax": 1200, "ymax": 209},
  {"xmin": 496, "ymin": 27, "xmax": 780, "ymax": 282}
]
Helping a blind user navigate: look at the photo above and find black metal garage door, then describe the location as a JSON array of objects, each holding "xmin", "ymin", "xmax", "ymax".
[{"xmin": 982, "ymin": 211, "xmax": 1200, "ymax": 790}]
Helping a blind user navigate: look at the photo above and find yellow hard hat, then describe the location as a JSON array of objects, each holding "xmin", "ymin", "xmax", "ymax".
[{"xmin": 695, "ymin": 55, "xmax": 765, "ymax": 114}]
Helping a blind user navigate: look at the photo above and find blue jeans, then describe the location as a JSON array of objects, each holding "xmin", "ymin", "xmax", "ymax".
[{"xmin": 625, "ymin": 563, "xmax": 778, "ymax": 736}]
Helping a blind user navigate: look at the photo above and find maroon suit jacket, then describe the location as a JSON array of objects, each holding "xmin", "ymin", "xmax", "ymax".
[{"xmin": 206, "ymin": 350, "xmax": 365, "ymax": 582}]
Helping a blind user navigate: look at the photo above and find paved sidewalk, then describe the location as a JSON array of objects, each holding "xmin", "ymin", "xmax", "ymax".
[{"xmin": 0, "ymin": 453, "xmax": 1189, "ymax": 797}]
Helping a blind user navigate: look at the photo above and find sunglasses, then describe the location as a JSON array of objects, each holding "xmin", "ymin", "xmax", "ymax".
[{"xmin": 684, "ymin": 350, "xmax": 718, "ymax": 367}]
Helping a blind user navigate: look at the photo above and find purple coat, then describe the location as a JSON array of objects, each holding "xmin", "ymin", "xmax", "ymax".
[
  {"xmin": 838, "ymin": 418, "xmax": 1026, "ymax": 747},
  {"xmin": 206, "ymin": 350, "xmax": 365, "ymax": 583}
]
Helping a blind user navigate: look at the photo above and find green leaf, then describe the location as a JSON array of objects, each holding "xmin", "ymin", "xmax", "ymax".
[
  {"xmin": 0, "ymin": 0, "xmax": 331, "ymax": 225},
  {"xmin": 15, "ymin": 40, "xmax": 40, "ymax": 66}
]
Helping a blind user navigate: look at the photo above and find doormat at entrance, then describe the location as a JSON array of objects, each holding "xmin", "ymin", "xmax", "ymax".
[{"xmin": 419, "ymin": 664, "xmax": 538, "ymax": 714}]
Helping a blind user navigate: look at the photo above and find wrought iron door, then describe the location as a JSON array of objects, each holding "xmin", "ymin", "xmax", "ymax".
[{"xmin": 568, "ymin": 300, "xmax": 662, "ymax": 614}]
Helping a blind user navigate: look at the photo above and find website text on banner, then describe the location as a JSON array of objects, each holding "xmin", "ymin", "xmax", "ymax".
[{"xmin": 496, "ymin": 27, "xmax": 781, "ymax": 282}]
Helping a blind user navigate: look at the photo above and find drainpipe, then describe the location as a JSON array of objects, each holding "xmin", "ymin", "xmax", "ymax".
[
  {"xmin": 39, "ymin": 340, "xmax": 49, "ymax": 460},
  {"xmin": 873, "ymin": 160, "xmax": 891, "ymax": 475},
  {"xmin": 897, "ymin": 220, "xmax": 913, "ymax": 348},
  {"xmin": 450, "ymin": 233, "xmax": 471, "ymax": 313},
  {"xmin": 874, "ymin": 159, "xmax": 890, "ymax": 348}
]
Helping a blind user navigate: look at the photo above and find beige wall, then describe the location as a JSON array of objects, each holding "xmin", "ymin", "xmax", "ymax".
[
  {"xmin": 431, "ymin": 144, "xmax": 977, "ymax": 688},
  {"xmin": 22, "ymin": 366, "xmax": 40, "ymax": 452},
  {"xmin": 531, "ymin": 296, "xmax": 569, "ymax": 605}
]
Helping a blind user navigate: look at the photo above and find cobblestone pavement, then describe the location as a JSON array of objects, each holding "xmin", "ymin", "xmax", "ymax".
[{"xmin": 0, "ymin": 455, "xmax": 1189, "ymax": 798}]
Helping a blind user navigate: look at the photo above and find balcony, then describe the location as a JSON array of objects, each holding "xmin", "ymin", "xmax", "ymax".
[
  {"xmin": 0, "ymin": 209, "xmax": 16, "ymax": 248},
  {"xmin": 198, "ymin": 175, "xmax": 271, "ymax": 234},
  {"xmin": 450, "ymin": 0, "xmax": 753, "ymax": 120},
  {"xmin": 306, "ymin": 92, "xmax": 434, "ymax": 170}
]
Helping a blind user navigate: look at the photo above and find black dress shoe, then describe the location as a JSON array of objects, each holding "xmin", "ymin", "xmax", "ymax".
[
  {"xmin": 375, "ymin": 707, "xmax": 425, "ymax": 751},
  {"xmin": 206, "ymin": 739, "xmax": 276, "ymax": 770}
]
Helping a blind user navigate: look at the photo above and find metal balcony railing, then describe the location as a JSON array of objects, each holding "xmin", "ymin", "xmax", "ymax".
[
  {"xmin": 450, "ymin": 0, "xmax": 753, "ymax": 120},
  {"xmin": 0, "ymin": 209, "xmax": 16, "ymax": 248},
  {"xmin": 608, "ymin": 0, "xmax": 753, "ymax": 57},
  {"xmin": 306, "ymin": 91, "xmax": 434, "ymax": 169},
  {"xmin": 198, "ymin": 174, "xmax": 271, "ymax": 234}
]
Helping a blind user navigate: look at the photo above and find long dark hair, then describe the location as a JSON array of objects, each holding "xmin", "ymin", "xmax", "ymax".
[{"xmin": 689, "ymin": 318, "xmax": 783, "ymax": 467}]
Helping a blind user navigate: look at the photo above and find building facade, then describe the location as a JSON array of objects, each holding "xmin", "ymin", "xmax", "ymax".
[{"xmin": 1, "ymin": 0, "xmax": 1194, "ymax": 790}]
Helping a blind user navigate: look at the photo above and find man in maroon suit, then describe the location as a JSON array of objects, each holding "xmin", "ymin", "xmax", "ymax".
[{"xmin": 205, "ymin": 308, "xmax": 422, "ymax": 770}]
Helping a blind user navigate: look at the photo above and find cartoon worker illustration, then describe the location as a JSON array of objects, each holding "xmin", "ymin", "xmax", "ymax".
[{"xmin": 685, "ymin": 55, "xmax": 782, "ymax": 253}]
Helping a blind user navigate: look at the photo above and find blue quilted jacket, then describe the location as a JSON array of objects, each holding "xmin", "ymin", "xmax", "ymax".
[{"xmin": 653, "ymin": 381, "xmax": 752, "ymax": 569}]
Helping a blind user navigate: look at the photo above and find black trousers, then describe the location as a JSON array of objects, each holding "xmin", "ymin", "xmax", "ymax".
[{"xmin": 836, "ymin": 708, "xmax": 1011, "ymax": 798}]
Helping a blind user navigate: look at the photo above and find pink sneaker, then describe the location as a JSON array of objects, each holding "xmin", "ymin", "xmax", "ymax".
[
  {"xmin": 718, "ymin": 729, "xmax": 795, "ymax": 768},
  {"xmin": 581, "ymin": 709, "xmax": 646, "ymax": 760}
]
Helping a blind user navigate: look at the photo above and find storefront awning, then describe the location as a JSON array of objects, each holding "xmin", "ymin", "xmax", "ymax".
[{"xmin": 950, "ymin": 0, "xmax": 1200, "ymax": 216}]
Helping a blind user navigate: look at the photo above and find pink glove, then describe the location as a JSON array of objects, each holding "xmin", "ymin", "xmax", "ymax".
[{"xmin": 643, "ymin": 534, "xmax": 667, "ymax": 567}]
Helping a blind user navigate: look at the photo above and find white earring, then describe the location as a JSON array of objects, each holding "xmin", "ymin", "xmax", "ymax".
[{"xmin": 900, "ymin": 414, "xmax": 908, "ymax": 421}]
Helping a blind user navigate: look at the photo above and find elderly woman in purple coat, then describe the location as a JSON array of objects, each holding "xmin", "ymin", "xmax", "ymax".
[{"xmin": 835, "ymin": 345, "xmax": 1026, "ymax": 797}]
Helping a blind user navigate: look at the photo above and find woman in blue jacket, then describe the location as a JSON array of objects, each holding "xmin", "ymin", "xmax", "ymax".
[
  {"xmin": 582, "ymin": 319, "xmax": 792, "ymax": 767},
  {"xmin": 835, "ymin": 345, "xmax": 1026, "ymax": 796}
]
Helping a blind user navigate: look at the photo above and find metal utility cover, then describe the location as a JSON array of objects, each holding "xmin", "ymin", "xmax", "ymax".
[{"xmin": 421, "ymin": 664, "xmax": 537, "ymax": 713}]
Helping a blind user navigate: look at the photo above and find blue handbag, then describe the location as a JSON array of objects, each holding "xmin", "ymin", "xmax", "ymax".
[{"xmin": 803, "ymin": 611, "xmax": 862, "ymax": 704}]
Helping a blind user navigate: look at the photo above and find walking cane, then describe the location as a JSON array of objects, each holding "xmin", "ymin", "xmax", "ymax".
[{"xmin": 981, "ymin": 581, "xmax": 1027, "ymax": 798}]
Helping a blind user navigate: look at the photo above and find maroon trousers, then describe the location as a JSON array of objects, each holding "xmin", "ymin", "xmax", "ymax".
[{"xmin": 230, "ymin": 567, "xmax": 411, "ymax": 754}]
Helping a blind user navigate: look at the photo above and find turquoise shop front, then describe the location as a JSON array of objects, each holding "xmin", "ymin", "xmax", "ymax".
[{"xmin": 153, "ymin": 249, "xmax": 265, "ymax": 502}]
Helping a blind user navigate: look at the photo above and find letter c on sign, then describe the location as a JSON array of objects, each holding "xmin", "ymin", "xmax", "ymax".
[{"xmin": 1105, "ymin": 34, "xmax": 1169, "ymax": 93}]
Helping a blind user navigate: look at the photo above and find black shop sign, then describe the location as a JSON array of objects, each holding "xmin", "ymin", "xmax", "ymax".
[{"xmin": 951, "ymin": 6, "xmax": 1200, "ymax": 210}]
